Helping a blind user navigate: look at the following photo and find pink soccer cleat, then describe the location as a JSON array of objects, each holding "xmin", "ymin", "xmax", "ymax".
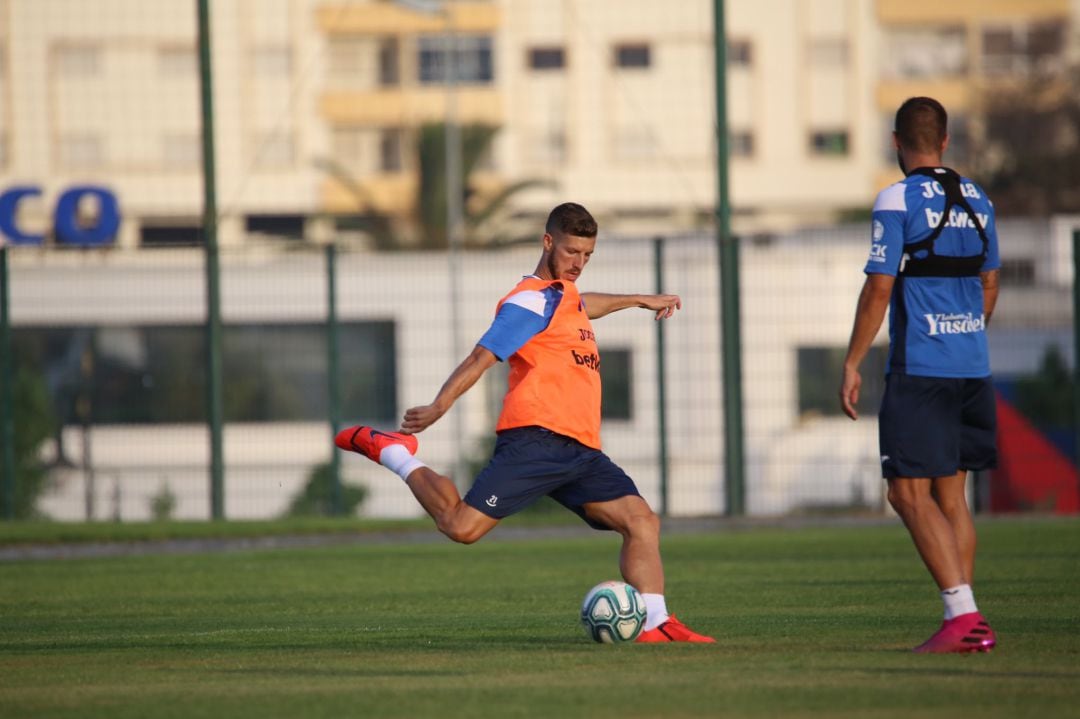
[
  {"xmin": 335, "ymin": 425, "xmax": 418, "ymax": 463},
  {"xmin": 635, "ymin": 615, "xmax": 716, "ymax": 643},
  {"xmin": 913, "ymin": 611, "xmax": 996, "ymax": 654}
]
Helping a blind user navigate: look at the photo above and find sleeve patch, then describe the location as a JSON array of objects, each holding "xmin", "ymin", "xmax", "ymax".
[
  {"xmin": 502, "ymin": 289, "xmax": 547, "ymax": 317},
  {"xmin": 872, "ymin": 182, "xmax": 907, "ymax": 213}
]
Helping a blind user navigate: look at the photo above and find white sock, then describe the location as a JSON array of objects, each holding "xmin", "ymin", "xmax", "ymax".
[
  {"xmin": 941, "ymin": 584, "xmax": 978, "ymax": 620},
  {"xmin": 378, "ymin": 444, "xmax": 427, "ymax": 482},
  {"xmin": 642, "ymin": 593, "xmax": 669, "ymax": 631}
]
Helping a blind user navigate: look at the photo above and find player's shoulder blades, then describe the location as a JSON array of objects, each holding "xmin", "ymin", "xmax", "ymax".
[{"xmin": 872, "ymin": 181, "xmax": 907, "ymax": 213}]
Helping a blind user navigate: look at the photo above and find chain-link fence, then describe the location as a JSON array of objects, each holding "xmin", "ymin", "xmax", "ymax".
[
  {"xmin": 6, "ymin": 225, "xmax": 1075, "ymax": 520},
  {"xmin": 0, "ymin": 0, "xmax": 1077, "ymax": 520}
]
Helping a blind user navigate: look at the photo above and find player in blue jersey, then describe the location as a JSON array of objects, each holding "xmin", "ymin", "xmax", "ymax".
[{"xmin": 840, "ymin": 97, "xmax": 1000, "ymax": 653}]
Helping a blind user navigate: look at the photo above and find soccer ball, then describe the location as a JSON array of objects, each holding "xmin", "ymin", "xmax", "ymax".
[{"xmin": 580, "ymin": 580, "xmax": 647, "ymax": 643}]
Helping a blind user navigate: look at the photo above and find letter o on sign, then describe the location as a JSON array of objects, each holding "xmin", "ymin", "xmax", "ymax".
[{"xmin": 54, "ymin": 185, "xmax": 121, "ymax": 246}]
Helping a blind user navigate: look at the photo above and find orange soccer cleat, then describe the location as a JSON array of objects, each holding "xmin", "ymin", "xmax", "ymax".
[
  {"xmin": 635, "ymin": 615, "xmax": 716, "ymax": 643},
  {"xmin": 335, "ymin": 425, "xmax": 418, "ymax": 463}
]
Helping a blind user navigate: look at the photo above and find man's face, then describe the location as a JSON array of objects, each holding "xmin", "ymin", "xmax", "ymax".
[{"xmin": 544, "ymin": 232, "xmax": 595, "ymax": 282}]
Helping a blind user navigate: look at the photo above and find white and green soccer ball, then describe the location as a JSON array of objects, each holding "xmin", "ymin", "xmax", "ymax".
[{"xmin": 580, "ymin": 580, "xmax": 646, "ymax": 643}]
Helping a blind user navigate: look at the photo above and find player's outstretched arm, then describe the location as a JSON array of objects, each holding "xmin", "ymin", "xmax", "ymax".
[
  {"xmin": 401, "ymin": 345, "xmax": 498, "ymax": 434},
  {"xmin": 580, "ymin": 293, "xmax": 682, "ymax": 320}
]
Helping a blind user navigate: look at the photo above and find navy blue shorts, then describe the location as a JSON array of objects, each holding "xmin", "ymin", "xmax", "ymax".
[
  {"xmin": 463, "ymin": 426, "xmax": 641, "ymax": 530},
  {"xmin": 878, "ymin": 374, "xmax": 998, "ymax": 479}
]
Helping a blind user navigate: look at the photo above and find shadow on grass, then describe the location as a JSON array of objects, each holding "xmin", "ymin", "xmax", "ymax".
[
  {"xmin": 825, "ymin": 665, "xmax": 1080, "ymax": 680},
  {"xmin": 218, "ymin": 667, "xmax": 463, "ymax": 679}
]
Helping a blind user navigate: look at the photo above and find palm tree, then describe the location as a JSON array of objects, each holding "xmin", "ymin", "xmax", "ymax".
[{"xmin": 318, "ymin": 123, "xmax": 554, "ymax": 250}]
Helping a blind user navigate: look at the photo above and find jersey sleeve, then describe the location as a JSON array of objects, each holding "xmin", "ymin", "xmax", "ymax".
[
  {"xmin": 864, "ymin": 182, "xmax": 906, "ymax": 276},
  {"xmin": 477, "ymin": 287, "xmax": 561, "ymax": 361}
]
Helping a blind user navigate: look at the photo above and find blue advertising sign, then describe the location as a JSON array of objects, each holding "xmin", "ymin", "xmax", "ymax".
[{"xmin": 0, "ymin": 185, "xmax": 120, "ymax": 246}]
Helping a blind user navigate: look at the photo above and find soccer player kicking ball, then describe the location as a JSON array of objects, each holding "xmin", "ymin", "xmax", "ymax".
[
  {"xmin": 841, "ymin": 97, "xmax": 999, "ymax": 653},
  {"xmin": 338, "ymin": 202, "xmax": 713, "ymax": 643}
]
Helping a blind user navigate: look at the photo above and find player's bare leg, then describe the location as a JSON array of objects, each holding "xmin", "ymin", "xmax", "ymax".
[
  {"xmin": 887, "ymin": 477, "xmax": 966, "ymax": 590},
  {"xmin": 931, "ymin": 470, "xmax": 976, "ymax": 583},
  {"xmin": 889, "ymin": 476, "xmax": 995, "ymax": 652},
  {"xmin": 583, "ymin": 495, "xmax": 663, "ymax": 593},
  {"xmin": 584, "ymin": 495, "xmax": 714, "ymax": 643},
  {"xmin": 405, "ymin": 466, "xmax": 499, "ymax": 545},
  {"xmin": 334, "ymin": 425, "xmax": 497, "ymax": 544}
]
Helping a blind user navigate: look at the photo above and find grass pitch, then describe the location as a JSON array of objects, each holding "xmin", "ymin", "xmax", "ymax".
[{"xmin": 1, "ymin": 518, "xmax": 1077, "ymax": 718}]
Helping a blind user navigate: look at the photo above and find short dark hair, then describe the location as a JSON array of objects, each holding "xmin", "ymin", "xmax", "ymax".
[
  {"xmin": 895, "ymin": 97, "xmax": 948, "ymax": 154},
  {"xmin": 545, "ymin": 202, "xmax": 598, "ymax": 238}
]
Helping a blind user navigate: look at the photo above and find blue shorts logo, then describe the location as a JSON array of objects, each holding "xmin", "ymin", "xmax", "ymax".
[{"xmin": 485, "ymin": 495, "xmax": 498, "ymax": 507}]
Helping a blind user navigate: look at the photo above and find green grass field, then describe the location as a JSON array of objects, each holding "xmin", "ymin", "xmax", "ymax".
[{"xmin": 1, "ymin": 518, "xmax": 1077, "ymax": 718}]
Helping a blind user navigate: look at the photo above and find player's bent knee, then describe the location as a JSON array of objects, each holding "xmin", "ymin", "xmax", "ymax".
[
  {"xmin": 632, "ymin": 510, "xmax": 661, "ymax": 536},
  {"xmin": 615, "ymin": 506, "xmax": 660, "ymax": 540},
  {"xmin": 886, "ymin": 484, "xmax": 912, "ymax": 514},
  {"xmin": 437, "ymin": 518, "xmax": 482, "ymax": 544},
  {"xmin": 887, "ymin": 481, "xmax": 933, "ymax": 516},
  {"xmin": 436, "ymin": 507, "xmax": 495, "ymax": 545}
]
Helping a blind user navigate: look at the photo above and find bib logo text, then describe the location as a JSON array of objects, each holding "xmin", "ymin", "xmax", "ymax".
[
  {"xmin": 571, "ymin": 349, "xmax": 600, "ymax": 371},
  {"xmin": 924, "ymin": 312, "xmax": 985, "ymax": 336}
]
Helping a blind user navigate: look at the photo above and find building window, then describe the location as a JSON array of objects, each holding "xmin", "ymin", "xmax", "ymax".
[
  {"xmin": 380, "ymin": 129, "xmax": 403, "ymax": 172},
  {"xmin": 883, "ymin": 27, "xmax": 966, "ymax": 79},
  {"xmin": 798, "ymin": 346, "xmax": 886, "ymax": 418},
  {"xmin": 245, "ymin": 214, "xmax": 305, "ymax": 241},
  {"xmin": 727, "ymin": 39, "xmax": 752, "ymax": 67},
  {"xmin": 158, "ymin": 46, "xmax": 196, "ymax": 77},
  {"xmin": 599, "ymin": 348, "xmax": 632, "ymax": 420},
  {"xmin": 13, "ymin": 322, "xmax": 398, "ymax": 425},
  {"xmin": 946, "ymin": 115, "xmax": 971, "ymax": 167},
  {"xmin": 378, "ymin": 37, "xmax": 400, "ymax": 86},
  {"xmin": 614, "ymin": 43, "xmax": 651, "ymax": 69},
  {"xmin": 729, "ymin": 130, "xmax": 754, "ymax": 158},
  {"xmin": 59, "ymin": 135, "xmax": 104, "ymax": 170},
  {"xmin": 418, "ymin": 35, "xmax": 494, "ymax": 84},
  {"xmin": 528, "ymin": 46, "xmax": 565, "ymax": 70},
  {"xmin": 982, "ymin": 23, "xmax": 1064, "ymax": 76},
  {"xmin": 140, "ymin": 223, "xmax": 203, "ymax": 247},
  {"xmin": 56, "ymin": 45, "xmax": 102, "ymax": 77},
  {"xmin": 810, "ymin": 129, "xmax": 849, "ymax": 156}
]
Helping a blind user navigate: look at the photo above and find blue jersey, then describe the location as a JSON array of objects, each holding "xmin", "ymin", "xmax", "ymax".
[{"xmin": 865, "ymin": 169, "xmax": 1000, "ymax": 378}]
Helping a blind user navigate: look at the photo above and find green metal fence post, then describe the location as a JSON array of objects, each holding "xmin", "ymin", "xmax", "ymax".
[
  {"xmin": 653, "ymin": 237, "xmax": 669, "ymax": 517},
  {"xmin": 326, "ymin": 244, "xmax": 343, "ymax": 516},
  {"xmin": 1, "ymin": 247, "xmax": 14, "ymax": 519},
  {"xmin": 713, "ymin": 0, "xmax": 745, "ymax": 516},
  {"xmin": 197, "ymin": 0, "xmax": 224, "ymax": 520}
]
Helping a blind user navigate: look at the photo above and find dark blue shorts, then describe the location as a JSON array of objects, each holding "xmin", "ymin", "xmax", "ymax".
[
  {"xmin": 463, "ymin": 426, "xmax": 641, "ymax": 530},
  {"xmin": 878, "ymin": 374, "xmax": 998, "ymax": 479}
]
